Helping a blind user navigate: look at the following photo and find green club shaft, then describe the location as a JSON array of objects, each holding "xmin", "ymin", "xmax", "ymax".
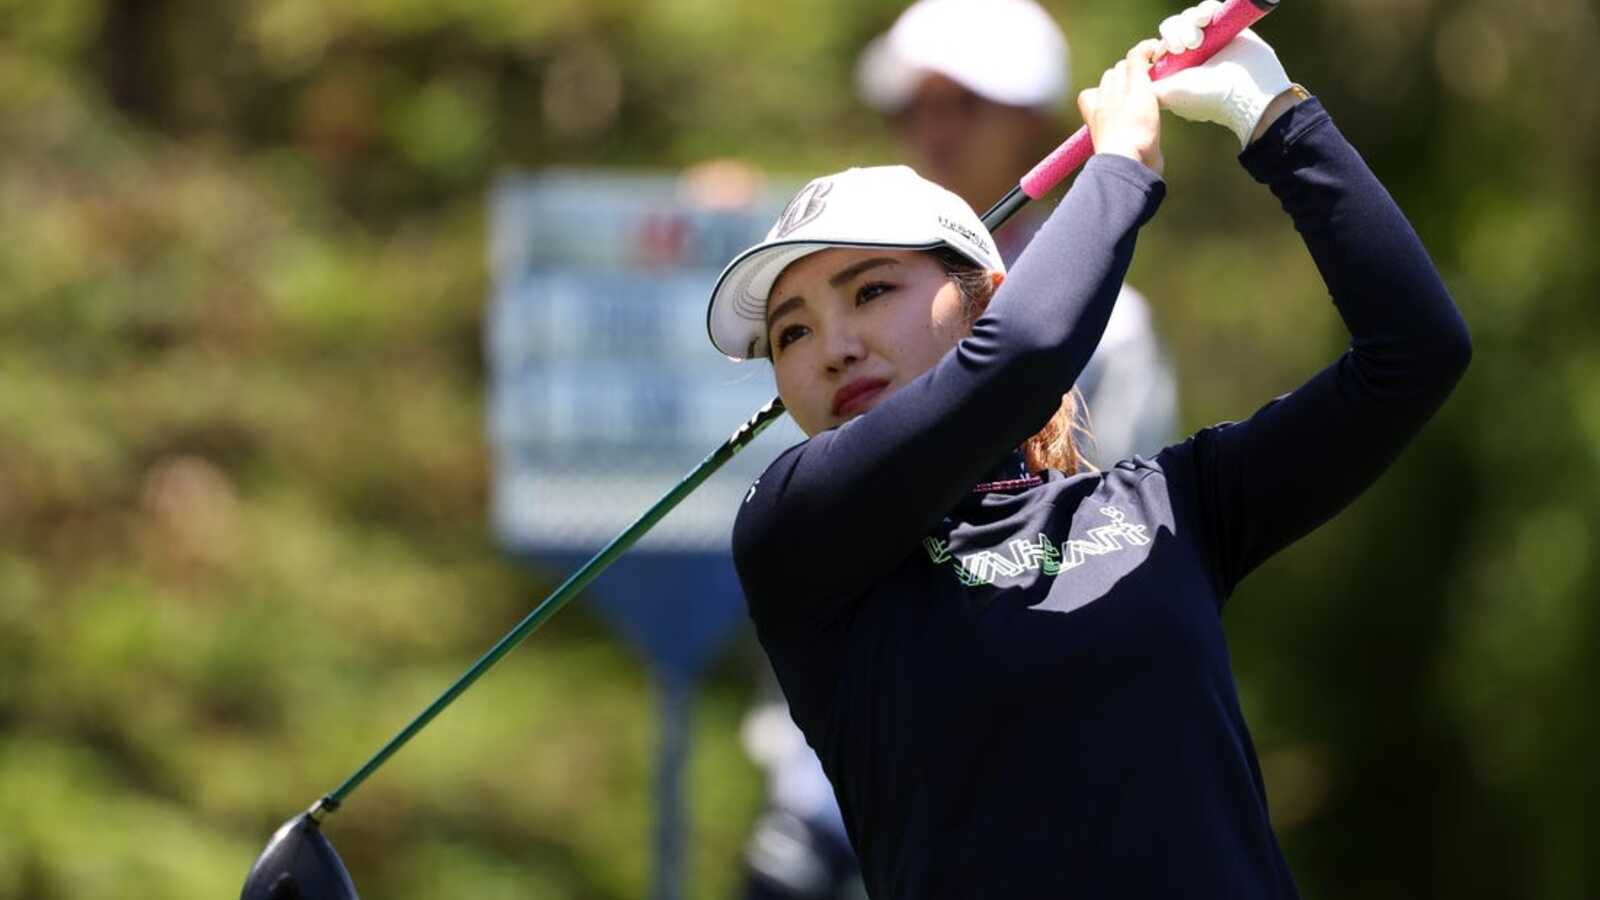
[{"xmin": 312, "ymin": 398, "xmax": 787, "ymax": 818}]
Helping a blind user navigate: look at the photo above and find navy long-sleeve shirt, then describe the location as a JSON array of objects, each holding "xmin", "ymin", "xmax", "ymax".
[{"xmin": 731, "ymin": 100, "xmax": 1471, "ymax": 900}]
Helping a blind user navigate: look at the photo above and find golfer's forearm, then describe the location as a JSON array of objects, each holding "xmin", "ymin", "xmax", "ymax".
[
  {"xmin": 1244, "ymin": 97, "xmax": 1472, "ymax": 386},
  {"xmin": 982, "ymin": 153, "xmax": 1166, "ymax": 381}
]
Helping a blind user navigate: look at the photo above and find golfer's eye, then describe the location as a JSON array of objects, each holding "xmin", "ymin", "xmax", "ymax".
[
  {"xmin": 857, "ymin": 282, "xmax": 892, "ymax": 306},
  {"xmin": 774, "ymin": 323, "xmax": 810, "ymax": 352}
]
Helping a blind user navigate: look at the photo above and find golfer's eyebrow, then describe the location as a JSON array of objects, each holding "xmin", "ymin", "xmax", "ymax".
[
  {"xmin": 829, "ymin": 257, "xmax": 898, "ymax": 287},
  {"xmin": 768, "ymin": 258, "xmax": 900, "ymax": 334},
  {"xmin": 768, "ymin": 295, "xmax": 807, "ymax": 331}
]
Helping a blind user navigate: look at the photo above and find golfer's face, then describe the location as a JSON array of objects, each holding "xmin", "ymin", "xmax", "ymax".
[{"xmin": 767, "ymin": 248, "xmax": 972, "ymax": 437}]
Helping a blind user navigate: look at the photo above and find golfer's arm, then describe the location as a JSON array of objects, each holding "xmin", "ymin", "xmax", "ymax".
[
  {"xmin": 735, "ymin": 156, "xmax": 1166, "ymax": 603},
  {"xmin": 1180, "ymin": 98, "xmax": 1472, "ymax": 597}
]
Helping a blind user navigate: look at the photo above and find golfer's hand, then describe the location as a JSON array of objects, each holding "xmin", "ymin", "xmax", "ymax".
[
  {"xmin": 1079, "ymin": 40, "xmax": 1165, "ymax": 176},
  {"xmin": 1150, "ymin": 1, "xmax": 1298, "ymax": 148}
]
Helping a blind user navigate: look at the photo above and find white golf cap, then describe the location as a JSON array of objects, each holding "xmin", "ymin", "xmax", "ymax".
[
  {"xmin": 706, "ymin": 165, "xmax": 1003, "ymax": 361},
  {"xmin": 857, "ymin": 0, "xmax": 1069, "ymax": 112}
]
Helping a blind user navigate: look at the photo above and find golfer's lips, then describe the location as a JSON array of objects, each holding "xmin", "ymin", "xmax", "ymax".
[{"xmin": 832, "ymin": 377, "xmax": 891, "ymax": 418}]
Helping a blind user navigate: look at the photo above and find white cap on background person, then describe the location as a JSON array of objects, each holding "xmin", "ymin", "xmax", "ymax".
[
  {"xmin": 856, "ymin": 0, "xmax": 1070, "ymax": 113},
  {"xmin": 705, "ymin": 165, "xmax": 1004, "ymax": 361}
]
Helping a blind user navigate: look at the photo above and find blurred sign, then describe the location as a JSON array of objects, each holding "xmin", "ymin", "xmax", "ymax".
[
  {"xmin": 487, "ymin": 169, "xmax": 806, "ymax": 554},
  {"xmin": 488, "ymin": 167, "xmax": 807, "ymax": 900}
]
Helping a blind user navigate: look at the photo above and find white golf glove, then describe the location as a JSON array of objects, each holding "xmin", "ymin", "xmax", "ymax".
[{"xmin": 1151, "ymin": 1, "xmax": 1293, "ymax": 148}]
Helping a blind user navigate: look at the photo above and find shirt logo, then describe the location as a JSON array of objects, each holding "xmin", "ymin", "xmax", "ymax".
[{"xmin": 923, "ymin": 506, "xmax": 1150, "ymax": 588}]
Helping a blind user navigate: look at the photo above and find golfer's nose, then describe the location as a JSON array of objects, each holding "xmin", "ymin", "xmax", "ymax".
[{"xmin": 823, "ymin": 322, "xmax": 867, "ymax": 373}]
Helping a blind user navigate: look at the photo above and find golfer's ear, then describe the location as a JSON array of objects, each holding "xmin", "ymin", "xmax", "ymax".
[{"xmin": 989, "ymin": 271, "xmax": 1005, "ymax": 292}]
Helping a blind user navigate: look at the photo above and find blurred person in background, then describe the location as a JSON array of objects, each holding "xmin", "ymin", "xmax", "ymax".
[{"xmin": 735, "ymin": 2, "xmax": 1175, "ymax": 897}]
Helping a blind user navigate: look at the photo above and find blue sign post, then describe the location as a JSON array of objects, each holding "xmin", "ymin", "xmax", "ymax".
[{"xmin": 487, "ymin": 169, "xmax": 803, "ymax": 899}]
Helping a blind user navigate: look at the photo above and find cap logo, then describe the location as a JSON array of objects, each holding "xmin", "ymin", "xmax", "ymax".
[
  {"xmin": 774, "ymin": 178, "xmax": 834, "ymax": 238},
  {"xmin": 938, "ymin": 215, "xmax": 992, "ymax": 255}
]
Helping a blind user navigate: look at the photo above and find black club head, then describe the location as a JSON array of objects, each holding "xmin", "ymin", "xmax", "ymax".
[{"xmin": 240, "ymin": 813, "xmax": 359, "ymax": 900}]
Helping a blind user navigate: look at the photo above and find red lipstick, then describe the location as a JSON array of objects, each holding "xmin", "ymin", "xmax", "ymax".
[{"xmin": 832, "ymin": 378, "xmax": 891, "ymax": 418}]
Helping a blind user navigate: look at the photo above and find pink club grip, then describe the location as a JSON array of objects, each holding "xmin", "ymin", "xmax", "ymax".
[{"xmin": 1018, "ymin": 0, "xmax": 1278, "ymax": 199}]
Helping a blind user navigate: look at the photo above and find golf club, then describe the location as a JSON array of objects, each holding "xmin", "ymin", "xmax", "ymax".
[{"xmin": 240, "ymin": 1, "xmax": 1282, "ymax": 895}]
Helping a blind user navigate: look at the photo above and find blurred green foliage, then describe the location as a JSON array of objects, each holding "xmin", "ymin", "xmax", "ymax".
[{"xmin": 0, "ymin": 0, "xmax": 1596, "ymax": 897}]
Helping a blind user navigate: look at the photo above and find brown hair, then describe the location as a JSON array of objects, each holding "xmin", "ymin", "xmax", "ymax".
[{"xmin": 928, "ymin": 246, "xmax": 1094, "ymax": 476}]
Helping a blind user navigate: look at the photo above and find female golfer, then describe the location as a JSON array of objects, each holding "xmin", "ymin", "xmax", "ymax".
[{"xmin": 704, "ymin": 6, "xmax": 1470, "ymax": 898}]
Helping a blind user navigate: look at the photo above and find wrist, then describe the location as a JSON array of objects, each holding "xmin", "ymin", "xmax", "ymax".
[
  {"xmin": 1094, "ymin": 141, "xmax": 1163, "ymax": 176},
  {"xmin": 1249, "ymin": 83, "xmax": 1311, "ymax": 145}
]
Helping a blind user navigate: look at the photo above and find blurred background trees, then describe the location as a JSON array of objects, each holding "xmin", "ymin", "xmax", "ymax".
[{"xmin": 0, "ymin": 0, "xmax": 1596, "ymax": 897}]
